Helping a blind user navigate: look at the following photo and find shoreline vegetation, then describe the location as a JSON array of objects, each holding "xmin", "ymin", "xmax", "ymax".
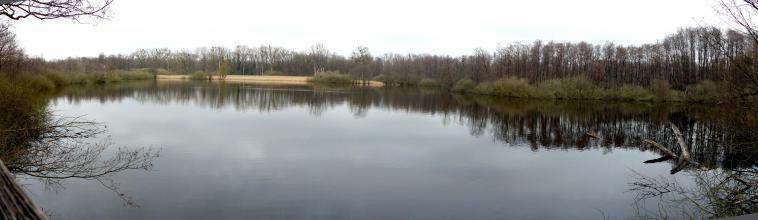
[
  {"xmin": 1, "ymin": 26, "xmax": 756, "ymax": 104},
  {"xmin": 11, "ymin": 68, "xmax": 738, "ymax": 103},
  {"xmin": 1, "ymin": 25, "xmax": 756, "ymax": 104},
  {"xmin": 448, "ymin": 76, "xmax": 730, "ymax": 103},
  {"xmin": 158, "ymin": 72, "xmax": 385, "ymax": 87},
  {"xmin": 13, "ymin": 68, "xmax": 156, "ymax": 92}
]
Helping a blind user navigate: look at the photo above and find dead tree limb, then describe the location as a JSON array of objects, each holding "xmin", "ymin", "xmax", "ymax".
[
  {"xmin": 644, "ymin": 156, "xmax": 674, "ymax": 164},
  {"xmin": 585, "ymin": 131, "xmax": 600, "ymax": 139},
  {"xmin": 644, "ymin": 139, "xmax": 678, "ymax": 158},
  {"xmin": 641, "ymin": 122, "xmax": 702, "ymax": 174},
  {"xmin": 668, "ymin": 122, "xmax": 699, "ymax": 166}
]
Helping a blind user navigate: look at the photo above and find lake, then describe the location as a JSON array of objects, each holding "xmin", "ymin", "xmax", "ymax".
[{"xmin": 18, "ymin": 81, "xmax": 756, "ymax": 219}]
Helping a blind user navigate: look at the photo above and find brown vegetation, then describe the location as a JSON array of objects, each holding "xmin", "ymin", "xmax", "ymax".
[
  {"xmin": 24, "ymin": 27, "xmax": 755, "ymax": 94},
  {"xmin": 158, "ymin": 74, "xmax": 385, "ymax": 86}
]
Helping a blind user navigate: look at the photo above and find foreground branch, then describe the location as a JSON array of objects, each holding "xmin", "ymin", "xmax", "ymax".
[{"xmin": 0, "ymin": 0, "xmax": 113, "ymax": 21}]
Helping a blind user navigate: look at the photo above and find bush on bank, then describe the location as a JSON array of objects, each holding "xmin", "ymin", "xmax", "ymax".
[
  {"xmin": 190, "ymin": 71, "xmax": 209, "ymax": 80},
  {"xmin": 418, "ymin": 78, "xmax": 441, "ymax": 87},
  {"xmin": 11, "ymin": 69, "xmax": 158, "ymax": 91},
  {"xmin": 308, "ymin": 71, "xmax": 353, "ymax": 84},
  {"xmin": 451, "ymin": 75, "xmax": 733, "ymax": 102}
]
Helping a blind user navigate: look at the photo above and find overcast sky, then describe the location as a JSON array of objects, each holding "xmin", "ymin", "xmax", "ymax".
[{"xmin": 12, "ymin": 0, "xmax": 727, "ymax": 59}]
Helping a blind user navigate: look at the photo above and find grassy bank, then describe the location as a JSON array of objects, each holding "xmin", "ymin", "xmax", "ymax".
[
  {"xmin": 0, "ymin": 78, "xmax": 48, "ymax": 155},
  {"xmin": 6, "ymin": 67, "xmax": 740, "ymax": 103},
  {"xmin": 159, "ymin": 74, "xmax": 310, "ymax": 84},
  {"xmin": 307, "ymin": 71, "xmax": 353, "ymax": 84},
  {"xmin": 307, "ymin": 71, "xmax": 385, "ymax": 86},
  {"xmin": 452, "ymin": 75, "xmax": 734, "ymax": 103},
  {"xmin": 158, "ymin": 72, "xmax": 386, "ymax": 87},
  {"xmin": 14, "ymin": 68, "xmax": 157, "ymax": 92}
]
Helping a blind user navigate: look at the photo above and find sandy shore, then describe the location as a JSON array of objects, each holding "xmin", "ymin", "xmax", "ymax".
[{"xmin": 156, "ymin": 75, "xmax": 384, "ymax": 86}]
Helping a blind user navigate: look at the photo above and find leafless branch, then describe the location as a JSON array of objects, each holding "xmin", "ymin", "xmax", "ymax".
[{"xmin": 0, "ymin": 0, "xmax": 113, "ymax": 22}]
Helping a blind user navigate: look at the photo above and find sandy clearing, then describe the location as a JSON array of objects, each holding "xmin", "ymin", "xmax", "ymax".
[{"xmin": 156, "ymin": 75, "xmax": 384, "ymax": 86}]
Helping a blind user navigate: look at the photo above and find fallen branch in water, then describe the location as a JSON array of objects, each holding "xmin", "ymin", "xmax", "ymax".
[
  {"xmin": 643, "ymin": 155, "xmax": 674, "ymax": 164},
  {"xmin": 644, "ymin": 139, "xmax": 678, "ymax": 158},
  {"xmin": 668, "ymin": 122, "xmax": 699, "ymax": 166},
  {"xmin": 586, "ymin": 131, "xmax": 600, "ymax": 139},
  {"xmin": 640, "ymin": 122, "xmax": 701, "ymax": 174}
]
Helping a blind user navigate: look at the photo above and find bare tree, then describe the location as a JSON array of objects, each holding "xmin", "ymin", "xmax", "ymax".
[
  {"xmin": 718, "ymin": 0, "xmax": 758, "ymax": 90},
  {"xmin": 0, "ymin": 0, "xmax": 113, "ymax": 21},
  {"xmin": 308, "ymin": 43, "xmax": 329, "ymax": 73},
  {"xmin": 0, "ymin": 21, "xmax": 21, "ymax": 75},
  {"xmin": 719, "ymin": 0, "xmax": 758, "ymax": 44},
  {"xmin": 350, "ymin": 46, "xmax": 371, "ymax": 84}
]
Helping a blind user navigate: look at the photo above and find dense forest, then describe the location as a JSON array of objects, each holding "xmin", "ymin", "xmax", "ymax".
[{"xmin": 10, "ymin": 26, "xmax": 752, "ymax": 91}]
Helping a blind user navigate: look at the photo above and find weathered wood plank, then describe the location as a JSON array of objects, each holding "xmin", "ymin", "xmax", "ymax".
[{"xmin": 0, "ymin": 159, "xmax": 47, "ymax": 220}]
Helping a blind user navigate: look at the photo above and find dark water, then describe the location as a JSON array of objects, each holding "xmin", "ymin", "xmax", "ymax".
[{"xmin": 19, "ymin": 81, "xmax": 756, "ymax": 219}]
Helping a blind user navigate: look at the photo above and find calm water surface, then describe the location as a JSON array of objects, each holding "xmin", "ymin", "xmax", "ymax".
[{"xmin": 19, "ymin": 81, "xmax": 753, "ymax": 219}]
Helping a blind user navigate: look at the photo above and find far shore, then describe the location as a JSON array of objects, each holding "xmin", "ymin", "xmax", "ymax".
[{"xmin": 155, "ymin": 75, "xmax": 384, "ymax": 87}]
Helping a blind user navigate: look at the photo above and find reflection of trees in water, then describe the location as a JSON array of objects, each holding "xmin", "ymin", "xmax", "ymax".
[
  {"xmin": 1, "ymin": 88, "xmax": 159, "ymax": 207},
  {"xmin": 629, "ymin": 167, "xmax": 757, "ymax": 218},
  {"xmin": 55, "ymin": 81, "xmax": 757, "ymax": 169},
  {"xmin": 629, "ymin": 121, "xmax": 757, "ymax": 218},
  {"xmin": 44, "ymin": 81, "xmax": 758, "ymax": 218},
  {"xmin": 461, "ymin": 97, "xmax": 758, "ymax": 169},
  {"xmin": 53, "ymin": 82, "xmax": 758, "ymax": 218}
]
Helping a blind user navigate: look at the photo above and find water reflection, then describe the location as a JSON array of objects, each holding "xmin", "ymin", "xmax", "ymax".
[
  {"xmin": 55, "ymin": 81, "xmax": 757, "ymax": 170},
  {"xmin": 28, "ymin": 81, "xmax": 757, "ymax": 219},
  {"xmin": 0, "ymin": 86, "xmax": 159, "ymax": 209},
  {"xmin": 629, "ymin": 167, "xmax": 758, "ymax": 218}
]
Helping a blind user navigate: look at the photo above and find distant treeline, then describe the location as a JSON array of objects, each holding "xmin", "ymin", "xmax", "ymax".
[{"xmin": 28, "ymin": 26, "xmax": 757, "ymax": 90}]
